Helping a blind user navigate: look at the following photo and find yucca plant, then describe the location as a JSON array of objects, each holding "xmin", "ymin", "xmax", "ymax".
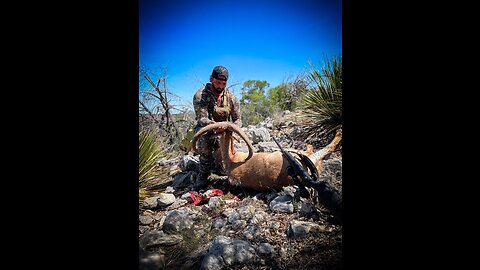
[
  {"xmin": 139, "ymin": 128, "xmax": 165, "ymax": 206},
  {"xmin": 298, "ymin": 55, "xmax": 342, "ymax": 141},
  {"xmin": 139, "ymin": 128, "xmax": 165, "ymax": 182}
]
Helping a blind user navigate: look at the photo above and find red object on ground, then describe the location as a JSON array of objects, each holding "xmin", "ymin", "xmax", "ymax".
[
  {"xmin": 184, "ymin": 191, "xmax": 203, "ymax": 206},
  {"xmin": 193, "ymin": 195, "xmax": 203, "ymax": 206},
  {"xmin": 203, "ymin": 189, "xmax": 224, "ymax": 198},
  {"xmin": 185, "ymin": 189, "xmax": 227, "ymax": 206}
]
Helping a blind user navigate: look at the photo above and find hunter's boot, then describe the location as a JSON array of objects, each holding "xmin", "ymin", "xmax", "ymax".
[{"xmin": 194, "ymin": 154, "xmax": 211, "ymax": 191}]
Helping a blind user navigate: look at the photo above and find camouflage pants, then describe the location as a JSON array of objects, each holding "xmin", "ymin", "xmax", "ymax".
[{"xmin": 196, "ymin": 131, "xmax": 221, "ymax": 181}]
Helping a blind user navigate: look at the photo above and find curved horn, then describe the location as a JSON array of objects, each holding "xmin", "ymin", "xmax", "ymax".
[
  {"xmin": 223, "ymin": 122, "xmax": 254, "ymax": 161},
  {"xmin": 191, "ymin": 122, "xmax": 225, "ymax": 153},
  {"xmin": 191, "ymin": 122, "xmax": 254, "ymax": 161}
]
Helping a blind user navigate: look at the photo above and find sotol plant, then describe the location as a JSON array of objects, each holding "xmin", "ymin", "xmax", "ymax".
[
  {"xmin": 139, "ymin": 129, "xmax": 165, "ymax": 181},
  {"xmin": 299, "ymin": 55, "xmax": 342, "ymax": 140},
  {"xmin": 139, "ymin": 129, "xmax": 166, "ymax": 203}
]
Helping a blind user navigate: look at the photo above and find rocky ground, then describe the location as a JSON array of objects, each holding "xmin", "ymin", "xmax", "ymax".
[{"xmin": 139, "ymin": 115, "xmax": 342, "ymax": 270}]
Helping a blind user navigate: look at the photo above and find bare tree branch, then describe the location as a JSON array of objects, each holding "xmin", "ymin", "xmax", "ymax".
[
  {"xmin": 139, "ymin": 100, "xmax": 161, "ymax": 126},
  {"xmin": 139, "ymin": 65, "xmax": 184, "ymax": 143}
]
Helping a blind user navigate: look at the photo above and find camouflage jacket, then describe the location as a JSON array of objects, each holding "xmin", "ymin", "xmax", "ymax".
[{"xmin": 193, "ymin": 83, "xmax": 242, "ymax": 130}]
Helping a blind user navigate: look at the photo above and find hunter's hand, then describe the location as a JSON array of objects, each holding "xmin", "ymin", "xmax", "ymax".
[{"xmin": 213, "ymin": 126, "xmax": 226, "ymax": 133}]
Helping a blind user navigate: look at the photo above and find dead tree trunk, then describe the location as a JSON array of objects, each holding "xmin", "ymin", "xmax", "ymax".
[{"xmin": 139, "ymin": 67, "xmax": 178, "ymax": 143}]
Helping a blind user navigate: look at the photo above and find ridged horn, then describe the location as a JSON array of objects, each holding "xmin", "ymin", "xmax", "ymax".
[
  {"xmin": 224, "ymin": 122, "xmax": 254, "ymax": 161},
  {"xmin": 191, "ymin": 122, "xmax": 254, "ymax": 161}
]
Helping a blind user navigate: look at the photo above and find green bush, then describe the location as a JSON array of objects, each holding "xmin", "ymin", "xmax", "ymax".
[
  {"xmin": 139, "ymin": 129, "xmax": 165, "ymax": 182},
  {"xmin": 180, "ymin": 126, "xmax": 195, "ymax": 152},
  {"xmin": 298, "ymin": 55, "xmax": 342, "ymax": 140}
]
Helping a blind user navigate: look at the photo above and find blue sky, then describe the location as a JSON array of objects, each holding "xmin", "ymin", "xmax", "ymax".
[{"xmin": 139, "ymin": 0, "xmax": 342, "ymax": 108}]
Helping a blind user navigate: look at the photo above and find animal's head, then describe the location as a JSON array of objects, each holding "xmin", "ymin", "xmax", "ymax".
[{"xmin": 191, "ymin": 122, "xmax": 254, "ymax": 161}]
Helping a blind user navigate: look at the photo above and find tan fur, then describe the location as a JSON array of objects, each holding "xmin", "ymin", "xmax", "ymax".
[
  {"xmin": 308, "ymin": 129, "xmax": 342, "ymax": 173},
  {"xmin": 305, "ymin": 144, "xmax": 314, "ymax": 156},
  {"xmin": 191, "ymin": 123, "xmax": 342, "ymax": 191}
]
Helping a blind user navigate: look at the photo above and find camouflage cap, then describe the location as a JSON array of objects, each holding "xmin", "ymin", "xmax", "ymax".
[{"xmin": 212, "ymin": 65, "xmax": 229, "ymax": 81}]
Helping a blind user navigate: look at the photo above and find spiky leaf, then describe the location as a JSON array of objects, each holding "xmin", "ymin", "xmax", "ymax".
[
  {"xmin": 139, "ymin": 129, "xmax": 165, "ymax": 182},
  {"xmin": 298, "ymin": 55, "xmax": 342, "ymax": 140}
]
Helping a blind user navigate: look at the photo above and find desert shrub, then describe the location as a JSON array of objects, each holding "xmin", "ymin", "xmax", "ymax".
[{"xmin": 297, "ymin": 55, "xmax": 342, "ymax": 140}]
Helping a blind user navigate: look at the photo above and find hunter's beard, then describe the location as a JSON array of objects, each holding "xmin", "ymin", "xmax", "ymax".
[{"xmin": 212, "ymin": 85, "xmax": 224, "ymax": 93}]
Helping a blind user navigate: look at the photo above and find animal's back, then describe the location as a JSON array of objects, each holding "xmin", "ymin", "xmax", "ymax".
[{"xmin": 228, "ymin": 152, "xmax": 292, "ymax": 190}]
